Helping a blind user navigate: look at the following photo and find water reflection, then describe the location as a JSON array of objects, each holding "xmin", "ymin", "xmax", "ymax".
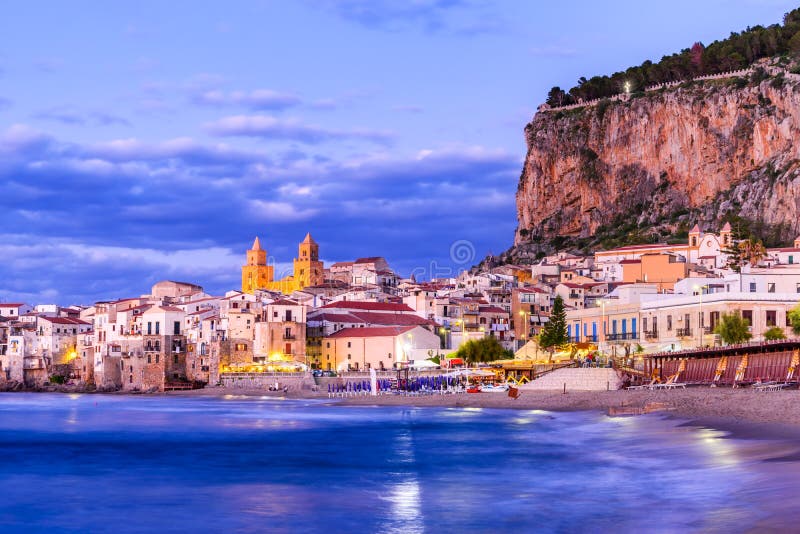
[{"xmin": 0, "ymin": 393, "xmax": 796, "ymax": 532}]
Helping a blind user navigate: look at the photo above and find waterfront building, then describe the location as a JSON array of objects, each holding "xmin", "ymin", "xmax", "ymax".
[{"xmin": 323, "ymin": 325, "xmax": 441, "ymax": 372}]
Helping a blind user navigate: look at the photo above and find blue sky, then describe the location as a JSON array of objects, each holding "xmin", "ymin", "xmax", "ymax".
[{"xmin": 0, "ymin": 0, "xmax": 795, "ymax": 304}]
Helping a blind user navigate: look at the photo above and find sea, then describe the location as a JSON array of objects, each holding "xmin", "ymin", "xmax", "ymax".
[{"xmin": 0, "ymin": 393, "xmax": 796, "ymax": 533}]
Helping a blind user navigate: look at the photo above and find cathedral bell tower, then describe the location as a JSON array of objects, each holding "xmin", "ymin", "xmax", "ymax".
[
  {"xmin": 293, "ymin": 233, "xmax": 324, "ymax": 289},
  {"xmin": 241, "ymin": 237, "xmax": 274, "ymax": 293}
]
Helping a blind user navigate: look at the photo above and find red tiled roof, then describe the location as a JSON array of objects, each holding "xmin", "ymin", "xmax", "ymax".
[
  {"xmin": 354, "ymin": 257, "xmax": 384, "ymax": 264},
  {"xmin": 619, "ymin": 259, "xmax": 641, "ymax": 264},
  {"xmin": 479, "ymin": 306, "xmax": 508, "ymax": 314},
  {"xmin": 0, "ymin": 303, "xmax": 25, "ymax": 307},
  {"xmin": 307, "ymin": 312, "xmax": 362, "ymax": 323},
  {"xmin": 40, "ymin": 317, "xmax": 91, "ymax": 325},
  {"xmin": 328, "ymin": 325, "xmax": 416, "ymax": 339},
  {"xmin": 321, "ymin": 301, "xmax": 414, "ymax": 312},
  {"xmin": 350, "ymin": 311, "xmax": 435, "ymax": 326}
]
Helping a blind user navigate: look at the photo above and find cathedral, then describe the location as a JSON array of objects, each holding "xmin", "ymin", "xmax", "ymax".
[{"xmin": 241, "ymin": 233, "xmax": 324, "ymax": 294}]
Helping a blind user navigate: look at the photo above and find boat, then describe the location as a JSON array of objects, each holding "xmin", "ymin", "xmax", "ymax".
[{"xmin": 480, "ymin": 383, "xmax": 509, "ymax": 393}]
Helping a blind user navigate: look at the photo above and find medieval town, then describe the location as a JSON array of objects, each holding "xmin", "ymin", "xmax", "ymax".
[{"xmin": 1, "ymin": 224, "xmax": 799, "ymax": 393}]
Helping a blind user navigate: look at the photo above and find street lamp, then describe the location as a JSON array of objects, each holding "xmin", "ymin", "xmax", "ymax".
[
  {"xmin": 598, "ymin": 299, "xmax": 607, "ymax": 355},
  {"xmin": 693, "ymin": 284, "xmax": 709, "ymax": 348}
]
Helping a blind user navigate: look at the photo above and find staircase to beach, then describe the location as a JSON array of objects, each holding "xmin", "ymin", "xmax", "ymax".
[{"xmin": 520, "ymin": 367, "xmax": 622, "ymax": 391}]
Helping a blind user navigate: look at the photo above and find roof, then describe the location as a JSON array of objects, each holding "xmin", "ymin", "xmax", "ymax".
[
  {"xmin": 479, "ymin": 306, "xmax": 508, "ymax": 314},
  {"xmin": 330, "ymin": 261, "xmax": 354, "ymax": 268},
  {"xmin": 251, "ymin": 236, "xmax": 262, "ymax": 250},
  {"xmin": 40, "ymin": 317, "xmax": 91, "ymax": 325},
  {"xmin": 619, "ymin": 259, "xmax": 641, "ymax": 265},
  {"xmin": 301, "ymin": 232, "xmax": 317, "ymax": 245},
  {"xmin": 349, "ymin": 311, "xmax": 435, "ymax": 326},
  {"xmin": 327, "ymin": 325, "xmax": 416, "ymax": 339},
  {"xmin": 307, "ymin": 312, "xmax": 363, "ymax": 323},
  {"xmin": 320, "ymin": 301, "xmax": 414, "ymax": 312},
  {"xmin": 270, "ymin": 298, "xmax": 300, "ymax": 306},
  {"xmin": 690, "ymin": 224, "xmax": 701, "ymax": 233},
  {"xmin": 721, "ymin": 222, "xmax": 731, "ymax": 232},
  {"xmin": 769, "ymin": 248, "xmax": 800, "ymax": 253},
  {"xmin": 0, "ymin": 303, "xmax": 25, "ymax": 307},
  {"xmin": 354, "ymin": 257, "xmax": 384, "ymax": 264}
]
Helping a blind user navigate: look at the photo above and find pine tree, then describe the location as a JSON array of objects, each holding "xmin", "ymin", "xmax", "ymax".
[{"xmin": 540, "ymin": 295, "xmax": 568, "ymax": 349}]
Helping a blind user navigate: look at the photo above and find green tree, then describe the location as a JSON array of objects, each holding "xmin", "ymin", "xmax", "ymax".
[
  {"xmin": 539, "ymin": 295, "xmax": 568, "ymax": 350},
  {"xmin": 546, "ymin": 86, "xmax": 571, "ymax": 107},
  {"xmin": 714, "ymin": 312, "xmax": 753, "ymax": 345},
  {"xmin": 788, "ymin": 304, "xmax": 800, "ymax": 335},
  {"xmin": 453, "ymin": 336, "xmax": 512, "ymax": 364},
  {"xmin": 763, "ymin": 326, "xmax": 786, "ymax": 341}
]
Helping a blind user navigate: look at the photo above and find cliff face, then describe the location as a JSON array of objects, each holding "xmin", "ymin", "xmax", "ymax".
[{"xmin": 515, "ymin": 70, "xmax": 800, "ymax": 250}]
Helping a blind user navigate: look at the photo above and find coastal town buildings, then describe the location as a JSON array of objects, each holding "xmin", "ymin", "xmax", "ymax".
[{"xmin": 3, "ymin": 225, "xmax": 800, "ymax": 392}]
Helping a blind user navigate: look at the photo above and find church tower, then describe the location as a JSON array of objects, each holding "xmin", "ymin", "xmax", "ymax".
[
  {"xmin": 719, "ymin": 222, "xmax": 733, "ymax": 248},
  {"xmin": 293, "ymin": 233, "xmax": 324, "ymax": 289},
  {"xmin": 689, "ymin": 224, "xmax": 702, "ymax": 248},
  {"xmin": 241, "ymin": 237, "xmax": 274, "ymax": 294}
]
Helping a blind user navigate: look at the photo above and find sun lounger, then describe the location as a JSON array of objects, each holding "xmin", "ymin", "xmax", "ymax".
[{"xmin": 752, "ymin": 382, "xmax": 789, "ymax": 392}]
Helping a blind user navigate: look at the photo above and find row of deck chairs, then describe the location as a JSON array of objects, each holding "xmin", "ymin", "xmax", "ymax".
[
  {"xmin": 629, "ymin": 350, "xmax": 800, "ymax": 391},
  {"xmin": 327, "ymin": 376, "xmax": 467, "ymax": 397}
]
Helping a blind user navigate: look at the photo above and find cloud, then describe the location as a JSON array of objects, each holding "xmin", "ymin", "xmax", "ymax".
[
  {"xmin": 0, "ymin": 125, "xmax": 518, "ymax": 303},
  {"xmin": 33, "ymin": 106, "xmax": 132, "ymax": 127},
  {"xmin": 192, "ymin": 89, "xmax": 302, "ymax": 110},
  {"xmin": 248, "ymin": 200, "xmax": 318, "ymax": 221},
  {"xmin": 205, "ymin": 115, "xmax": 394, "ymax": 144},
  {"xmin": 316, "ymin": 0, "xmax": 502, "ymax": 34}
]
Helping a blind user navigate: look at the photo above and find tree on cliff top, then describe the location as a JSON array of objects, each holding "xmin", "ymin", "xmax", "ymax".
[
  {"xmin": 546, "ymin": 86, "xmax": 571, "ymax": 107},
  {"xmin": 559, "ymin": 8, "xmax": 800, "ymax": 103}
]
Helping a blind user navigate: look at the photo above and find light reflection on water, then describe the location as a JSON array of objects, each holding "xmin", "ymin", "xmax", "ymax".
[{"xmin": 0, "ymin": 393, "xmax": 796, "ymax": 533}]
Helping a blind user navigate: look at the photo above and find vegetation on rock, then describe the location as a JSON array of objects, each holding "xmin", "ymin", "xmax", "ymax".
[{"xmin": 546, "ymin": 8, "xmax": 800, "ymax": 105}]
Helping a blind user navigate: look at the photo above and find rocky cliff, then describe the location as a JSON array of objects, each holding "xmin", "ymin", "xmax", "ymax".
[{"xmin": 513, "ymin": 64, "xmax": 800, "ymax": 258}]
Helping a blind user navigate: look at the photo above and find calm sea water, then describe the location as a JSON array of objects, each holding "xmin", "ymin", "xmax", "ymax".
[{"xmin": 0, "ymin": 393, "xmax": 795, "ymax": 533}]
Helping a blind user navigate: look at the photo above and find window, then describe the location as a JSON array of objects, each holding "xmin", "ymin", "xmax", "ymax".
[
  {"xmin": 273, "ymin": 311, "xmax": 278, "ymax": 318},
  {"xmin": 749, "ymin": 282, "xmax": 757, "ymax": 293},
  {"xmin": 790, "ymin": 255, "xmax": 795, "ymax": 265},
  {"xmin": 797, "ymin": 283, "xmax": 800, "ymax": 294},
  {"xmin": 766, "ymin": 310, "xmax": 777, "ymax": 327},
  {"xmin": 643, "ymin": 318, "xmax": 648, "ymax": 332},
  {"xmin": 742, "ymin": 310, "xmax": 753, "ymax": 327},
  {"xmin": 155, "ymin": 322, "xmax": 160, "ymax": 335},
  {"xmin": 174, "ymin": 354, "xmax": 179, "ymax": 364},
  {"xmin": 326, "ymin": 342, "xmax": 330, "ymax": 348},
  {"xmin": 347, "ymin": 341, "xmax": 351, "ymax": 348},
  {"xmin": 147, "ymin": 322, "xmax": 152, "ymax": 335},
  {"xmin": 768, "ymin": 283, "xmax": 776, "ymax": 293},
  {"xmin": 174, "ymin": 321, "xmax": 180, "ymax": 335},
  {"xmin": 147, "ymin": 355, "xmax": 151, "ymax": 363},
  {"xmin": 666, "ymin": 315, "xmax": 672, "ymax": 331}
]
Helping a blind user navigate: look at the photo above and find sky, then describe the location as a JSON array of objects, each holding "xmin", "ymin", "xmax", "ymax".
[{"xmin": 0, "ymin": 0, "xmax": 796, "ymax": 305}]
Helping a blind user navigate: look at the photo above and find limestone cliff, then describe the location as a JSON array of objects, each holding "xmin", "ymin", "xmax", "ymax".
[{"xmin": 514, "ymin": 65, "xmax": 800, "ymax": 256}]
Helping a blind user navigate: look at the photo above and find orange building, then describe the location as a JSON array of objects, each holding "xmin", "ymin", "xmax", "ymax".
[{"xmin": 621, "ymin": 253, "xmax": 688, "ymax": 291}]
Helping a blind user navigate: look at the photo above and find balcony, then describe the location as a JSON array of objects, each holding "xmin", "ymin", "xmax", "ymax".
[
  {"xmin": 676, "ymin": 328, "xmax": 692, "ymax": 337},
  {"xmin": 606, "ymin": 332, "xmax": 638, "ymax": 341},
  {"xmin": 644, "ymin": 330, "xmax": 659, "ymax": 340},
  {"xmin": 490, "ymin": 324, "xmax": 509, "ymax": 332},
  {"xmin": 283, "ymin": 334, "xmax": 296, "ymax": 340}
]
